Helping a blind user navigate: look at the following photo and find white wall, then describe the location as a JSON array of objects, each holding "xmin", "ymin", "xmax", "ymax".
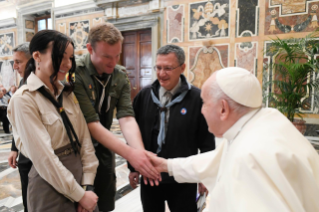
[
  {"xmin": 0, "ymin": 5, "xmax": 16, "ymax": 20},
  {"xmin": 54, "ymin": 0, "xmax": 89, "ymax": 7}
]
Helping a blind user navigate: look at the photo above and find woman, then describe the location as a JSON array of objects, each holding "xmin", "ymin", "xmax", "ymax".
[{"xmin": 7, "ymin": 30, "xmax": 99, "ymax": 212}]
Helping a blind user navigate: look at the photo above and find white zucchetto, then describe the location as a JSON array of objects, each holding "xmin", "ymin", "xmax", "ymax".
[{"xmin": 216, "ymin": 67, "xmax": 262, "ymax": 108}]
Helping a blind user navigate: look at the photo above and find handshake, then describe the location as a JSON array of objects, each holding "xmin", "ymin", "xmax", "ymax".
[{"xmin": 129, "ymin": 151, "xmax": 168, "ymax": 188}]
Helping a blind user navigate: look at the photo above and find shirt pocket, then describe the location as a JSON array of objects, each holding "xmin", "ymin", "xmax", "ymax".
[
  {"xmin": 41, "ymin": 112, "xmax": 60, "ymax": 125},
  {"xmin": 41, "ymin": 112, "xmax": 61, "ymax": 136}
]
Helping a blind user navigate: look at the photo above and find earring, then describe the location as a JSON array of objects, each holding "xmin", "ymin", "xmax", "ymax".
[{"xmin": 38, "ymin": 62, "xmax": 40, "ymax": 70}]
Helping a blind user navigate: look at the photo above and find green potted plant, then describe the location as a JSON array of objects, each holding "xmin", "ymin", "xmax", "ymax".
[{"xmin": 266, "ymin": 30, "xmax": 319, "ymax": 134}]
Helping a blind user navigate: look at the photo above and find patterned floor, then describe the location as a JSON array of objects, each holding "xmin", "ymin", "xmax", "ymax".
[{"xmin": 2, "ymin": 122, "xmax": 319, "ymax": 212}]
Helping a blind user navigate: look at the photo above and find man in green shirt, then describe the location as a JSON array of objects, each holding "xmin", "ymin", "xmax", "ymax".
[{"xmin": 74, "ymin": 23, "xmax": 159, "ymax": 211}]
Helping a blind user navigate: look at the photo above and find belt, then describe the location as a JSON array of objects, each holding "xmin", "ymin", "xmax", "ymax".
[
  {"xmin": 0, "ymin": 106, "xmax": 7, "ymax": 110},
  {"xmin": 56, "ymin": 148, "xmax": 74, "ymax": 157}
]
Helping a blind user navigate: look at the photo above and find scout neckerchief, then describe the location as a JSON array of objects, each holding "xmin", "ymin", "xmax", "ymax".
[
  {"xmin": 37, "ymin": 86, "xmax": 81, "ymax": 155},
  {"xmin": 151, "ymin": 82, "xmax": 191, "ymax": 153},
  {"xmin": 94, "ymin": 75, "xmax": 111, "ymax": 114}
]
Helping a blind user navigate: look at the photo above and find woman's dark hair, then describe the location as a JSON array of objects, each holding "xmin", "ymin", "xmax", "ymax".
[{"xmin": 24, "ymin": 30, "xmax": 76, "ymax": 95}]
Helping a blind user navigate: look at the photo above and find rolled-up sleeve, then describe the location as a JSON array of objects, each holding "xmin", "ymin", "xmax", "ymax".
[
  {"xmin": 73, "ymin": 94, "xmax": 99, "ymax": 185},
  {"xmin": 7, "ymin": 93, "xmax": 85, "ymax": 202},
  {"xmin": 116, "ymin": 75, "xmax": 134, "ymax": 119}
]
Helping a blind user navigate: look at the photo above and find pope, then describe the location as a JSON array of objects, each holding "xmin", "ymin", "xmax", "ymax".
[{"xmin": 148, "ymin": 67, "xmax": 319, "ymax": 212}]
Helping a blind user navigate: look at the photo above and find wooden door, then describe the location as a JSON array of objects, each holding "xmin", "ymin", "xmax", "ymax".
[{"xmin": 121, "ymin": 29, "xmax": 152, "ymax": 101}]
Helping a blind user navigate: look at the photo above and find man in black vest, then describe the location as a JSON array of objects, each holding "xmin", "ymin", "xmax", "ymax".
[
  {"xmin": 129, "ymin": 44, "xmax": 215, "ymax": 212},
  {"xmin": 7, "ymin": 42, "xmax": 32, "ymax": 212}
]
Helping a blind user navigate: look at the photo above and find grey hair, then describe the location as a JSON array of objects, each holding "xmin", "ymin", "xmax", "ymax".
[
  {"xmin": 208, "ymin": 72, "xmax": 254, "ymax": 116},
  {"xmin": 157, "ymin": 44, "xmax": 185, "ymax": 65},
  {"xmin": 13, "ymin": 42, "xmax": 31, "ymax": 58}
]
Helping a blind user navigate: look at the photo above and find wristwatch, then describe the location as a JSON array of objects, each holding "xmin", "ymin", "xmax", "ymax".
[{"xmin": 82, "ymin": 185, "xmax": 95, "ymax": 191}]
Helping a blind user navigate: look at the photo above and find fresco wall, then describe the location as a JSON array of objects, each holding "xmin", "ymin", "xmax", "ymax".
[{"xmin": 162, "ymin": 0, "xmax": 319, "ymax": 124}]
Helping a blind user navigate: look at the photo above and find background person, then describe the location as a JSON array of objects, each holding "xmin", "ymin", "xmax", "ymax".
[
  {"xmin": 74, "ymin": 23, "xmax": 159, "ymax": 211},
  {"xmin": 129, "ymin": 44, "xmax": 215, "ymax": 212}
]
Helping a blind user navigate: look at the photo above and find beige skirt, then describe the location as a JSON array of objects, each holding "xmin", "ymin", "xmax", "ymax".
[{"xmin": 27, "ymin": 144, "xmax": 97, "ymax": 212}]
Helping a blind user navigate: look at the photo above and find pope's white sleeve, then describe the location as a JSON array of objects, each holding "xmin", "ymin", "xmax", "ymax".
[{"xmin": 167, "ymin": 143, "xmax": 224, "ymax": 190}]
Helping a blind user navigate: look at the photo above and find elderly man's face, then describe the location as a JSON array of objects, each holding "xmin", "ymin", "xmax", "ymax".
[
  {"xmin": 201, "ymin": 74, "xmax": 223, "ymax": 137},
  {"xmin": 13, "ymin": 51, "xmax": 30, "ymax": 78},
  {"xmin": 156, "ymin": 53, "xmax": 185, "ymax": 91}
]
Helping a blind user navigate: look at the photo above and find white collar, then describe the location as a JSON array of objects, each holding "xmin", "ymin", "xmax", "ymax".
[{"xmin": 223, "ymin": 108, "xmax": 261, "ymax": 144}]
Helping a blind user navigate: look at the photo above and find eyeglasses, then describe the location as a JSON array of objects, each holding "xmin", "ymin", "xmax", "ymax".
[{"xmin": 153, "ymin": 64, "xmax": 183, "ymax": 72}]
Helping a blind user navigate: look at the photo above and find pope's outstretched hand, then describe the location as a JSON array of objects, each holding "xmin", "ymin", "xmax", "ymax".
[{"xmin": 146, "ymin": 152, "xmax": 168, "ymax": 173}]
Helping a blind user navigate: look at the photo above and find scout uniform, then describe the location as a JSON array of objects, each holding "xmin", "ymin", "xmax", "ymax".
[
  {"xmin": 7, "ymin": 72, "xmax": 99, "ymax": 211},
  {"xmin": 74, "ymin": 53, "xmax": 134, "ymax": 211}
]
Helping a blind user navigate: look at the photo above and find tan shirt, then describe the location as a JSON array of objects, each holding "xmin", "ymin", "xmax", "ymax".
[{"xmin": 7, "ymin": 72, "xmax": 99, "ymax": 202}]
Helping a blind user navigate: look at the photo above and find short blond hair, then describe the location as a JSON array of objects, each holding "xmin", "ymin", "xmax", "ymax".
[{"xmin": 88, "ymin": 23, "xmax": 123, "ymax": 49}]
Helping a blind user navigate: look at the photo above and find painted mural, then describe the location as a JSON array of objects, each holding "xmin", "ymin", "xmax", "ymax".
[
  {"xmin": 189, "ymin": 0, "xmax": 230, "ymax": 40},
  {"xmin": 69, "ymin": 20, "xmax": 89, "ymax": 50},
  {"xmin": 167, "ymin": 4, "xmax": 184, "ymax": 43},
  {"xmin": 0, "ymin": 33, "xmax": 14, "ymax": 57}
]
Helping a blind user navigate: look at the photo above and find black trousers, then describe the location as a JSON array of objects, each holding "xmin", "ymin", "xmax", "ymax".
[
  {"xmin": 94, "ymin": 145, "xmax": 116, "ymax": 212},
  {"xmin": 141, "ymin": 182, "xmax": 197, "ymax": 212},
  {"xmin": 0, "ymin": 108, "xmax": 9, "ymax": 133},
  {"xmin": 18, "ymin": 153, "xmax": 33, "ymax": 212}
]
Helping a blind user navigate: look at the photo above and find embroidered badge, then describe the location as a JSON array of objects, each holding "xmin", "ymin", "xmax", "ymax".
[
  {"xmin": 181, "ymin": 108, "xmax": 187, "ymax": 115},
  {"xmin": 89, "ymin": 84, "xmax": 92, "ymax": 89}
]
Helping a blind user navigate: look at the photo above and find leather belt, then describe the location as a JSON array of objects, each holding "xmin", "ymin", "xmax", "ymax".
[{"xmin": 56, "ymin": 148, "xmax": 74, "ymax": 157}]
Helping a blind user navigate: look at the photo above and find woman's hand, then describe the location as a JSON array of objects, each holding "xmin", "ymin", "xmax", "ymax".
[{"xmin": 78, "ymin": 191, "xmax": 98, "ymax": 212}]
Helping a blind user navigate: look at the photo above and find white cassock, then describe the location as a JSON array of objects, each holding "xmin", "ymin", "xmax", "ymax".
[{"xmin": 168, "ymin": 108, "xmax": 319, "ymax": 212}]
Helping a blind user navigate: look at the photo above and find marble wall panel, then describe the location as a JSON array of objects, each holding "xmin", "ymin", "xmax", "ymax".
[
  {"xmin": 93, "ymin": 17, "xmax": 103, "ymax": 26},
  {"xmin": 0, "ymin": 32, "xmax": 14, "ymax": 57},
  {"xmin": 189, "ymin": 44, "xmax": 229, "ymax": 88},
  {"xmin": 167, "ymin": 4, "xmax": 185, "ymax": 43},
  {"xmin": 235, "ymin": 42, "xmax": 258, "ymax": 75},
  {"xmin": 189, "ymin": 0, "xmax": 230, "ymax": 40},
  {"xmin": 25, "ymin": 32, "xmax": 34, "ymax": 42},
  {"xmin": 57, "ymin": 23, "xmax": 66, "ymax": 34},
  {"xmin": 236, "ymin": 0, "xmax": 259, "ymax": 37},
  {"xmin": 69, "ymin": 20, "xmax": 89, "ymax": 50},
  {"xmin": 265, "ymin": 1, "xmax": 319, "ymax": 34}
]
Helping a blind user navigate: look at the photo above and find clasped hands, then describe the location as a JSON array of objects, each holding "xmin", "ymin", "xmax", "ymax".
[{"xmin": 128, "ymin": 151, "xmax": 208, "ymax": 195}]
